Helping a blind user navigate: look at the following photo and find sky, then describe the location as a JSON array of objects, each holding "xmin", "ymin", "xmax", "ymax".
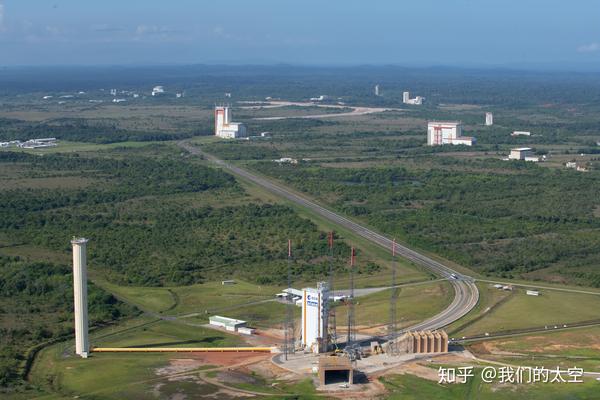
[{"xmin": 0, "ymin": 0, "xmax": 599, "ymax": 69}]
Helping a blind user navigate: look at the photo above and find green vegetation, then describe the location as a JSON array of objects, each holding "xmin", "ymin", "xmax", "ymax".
[
  {"xmin": 0, "ymin": 148, "xmax": 376, "ymax": 286},
  {"xmin": 380, "ymin": 372, "xmax": 600, "ymax": 400},
  {"xmin": 249, "ymin": 158, "xmax": 600, "ymax": 286},
  {"xmin": 350, "ymin": 281, "xmax": 453, "ymax": 329},
  {"xmin": 0, "ymin": 255, "xmax": 138, "ymax": 392},
  {"xmin": 458, "ymin": 289, "xmax": 600, "ymax": 337}
]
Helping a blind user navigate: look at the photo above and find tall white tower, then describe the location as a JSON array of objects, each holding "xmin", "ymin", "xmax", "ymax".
[
  {"xmin": 71, "ymin": 237, "xmax": 89, "ymax": 358},
  {"xmin": 301, "ymin": 282, "xmax": 329, "ymax": 353},
  {"xmin": 403, "ymin": 91, "xmax": 410, "ymax": 104},
  {"xmin": 485, "ymin": 112, "xmax": 493, "ymax": 126}
]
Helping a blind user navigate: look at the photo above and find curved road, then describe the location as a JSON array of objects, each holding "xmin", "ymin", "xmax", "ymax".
[{"xmin": 179, "ymin": 141, "xmax": 479, "ymax": 334}]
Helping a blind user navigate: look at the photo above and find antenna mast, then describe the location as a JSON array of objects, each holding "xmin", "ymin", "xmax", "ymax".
[
  {"xmin": 345, "ymin": 247, "xmax": 356, "ymax": 352},
  {"xmin": 389, "ymin": 239, "xmax": 398, "ymax": 355},
  {"xmin": 327, "ymin": 232, "xmax": 337, "ymax": 350},
  {"xmin": 284, "ymin": 239, "xmax": 295, "ymax": 360}
]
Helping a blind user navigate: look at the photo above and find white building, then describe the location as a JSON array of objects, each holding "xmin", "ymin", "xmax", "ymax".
[
  {"xmin": 19, "ymin": 138, "xmax": 58, "ymax": 149},
  {"xmin": 152, "ymin": 86, "xmax": 165, "ymax": 96},
  {"xmin": 508, "ymin": 147, "xmax": 533, "ymax": 160},
  {"xmin": 485, "ymin": 112, "xmax": 493, "ymax": 126},
  {"xmin": 512, "ymin": 131, "xmax": 531, "ymax": 137},
  {"xmin": 301, "ymin": 282, "xmax": 329, "ymax": 353},
  {"xmin": 565, "ymin": 161, "xmax": 577, "ymax": 169},
  {"xmin": 214, "ymin": 106, "xmax": 248, "ymax": 139},
  {"xmin": 209, "ymin": 315, "xmax": 247, "ymax": 332},
  {"xmin": 403, "ymin": 91, "xmax": 424, "ymax": 105},
  {"xmin": 310, "ymin": 95, "xmax": 328, "ymax": 102},
  {"xmin": 427, "ymin": 121, "xmax": 476, "ymax": 146},
  {"xmin": 374, "ymin": 84, "xmax": 380, "ymax": 96},
  {"xmin": 71, "ymin": 238, "xmax": 89, "ymax": 358},
  {"xmin": 526, "ymin": 290, "xmax": 540, "ymax": 296}
]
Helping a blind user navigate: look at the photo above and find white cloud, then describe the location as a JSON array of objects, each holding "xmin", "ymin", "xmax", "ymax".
[
  {"xmin": 135, "ymin": 25, "xmax": 178, "ymax": 36},
  {"xmin": 577, "ymin": 42, "xmax": 600, "ymax": 53},
  {"xmin": 0, "ymin": 1, "xmax": 5, "ymax": 31}
]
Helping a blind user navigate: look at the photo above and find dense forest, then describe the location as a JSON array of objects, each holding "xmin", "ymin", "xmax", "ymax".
[
  {"xmin": 0, "ymin": 149, "xmax": 360, "ymax": 286},
  {"xmin": 252, "ymin": 158, "xmax": 600, "ymax": 286}
]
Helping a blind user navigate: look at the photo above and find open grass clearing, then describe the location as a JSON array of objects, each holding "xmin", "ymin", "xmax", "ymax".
[
  {"xmin": 459, "ymin": 288, "xmax": 600, "ymax": 337},
  {"xmin": 349, "ymin": 280, "xmax": 454, "ymax": 330},
  {"xmin": 380, "ymin": 371, "xmax": 600, "ymax": 400}
]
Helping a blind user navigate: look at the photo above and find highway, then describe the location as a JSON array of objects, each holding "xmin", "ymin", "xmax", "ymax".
[{"xmin": 179, "ymin": 141, "xmax": 479, "ymax": 334}]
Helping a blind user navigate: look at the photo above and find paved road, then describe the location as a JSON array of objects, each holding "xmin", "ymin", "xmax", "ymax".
[
  {"xmin": 238, "ymin": 100, "xmax": 399, "ymax": 121},
  {"xmin": 179, "ymin": 141, "xmax": 479, "ymax": 335}
]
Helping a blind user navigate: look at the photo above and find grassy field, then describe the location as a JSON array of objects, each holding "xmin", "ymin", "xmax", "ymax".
[
  {"xmin": 468, "ymin": 325, "xmax": 600, "ymax": 372},
  {"xmin": 26, "ymin": 316, "xmax": 244, "ymax": 400},
  {"xmin": 350, "ymin": 281, "xmax": 454, "ymax": 330},
  {"xmin": 446, "ymin": 283, "xmax": 513, "ymax": 336},
  {"xmin": 458, "ymin": 287, "xmax": 600, "ymax": 337},
  {"xmin": 380, "ymin": 372, "xmax": 600, "ymax": 400}
]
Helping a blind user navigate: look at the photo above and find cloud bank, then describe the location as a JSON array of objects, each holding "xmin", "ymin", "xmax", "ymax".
[{"xmin": 577, "ymin": 43, "xmax": 600, "ymax": 53}]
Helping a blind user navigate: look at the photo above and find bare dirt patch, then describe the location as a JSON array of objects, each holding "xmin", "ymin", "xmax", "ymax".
[
  {"xmin": 189, "ymin": 352, "xmax": 270, "ymax": 368},
  {"xmin": 155, "ymin": 358, "xmax": 207, "ymax": 376}
]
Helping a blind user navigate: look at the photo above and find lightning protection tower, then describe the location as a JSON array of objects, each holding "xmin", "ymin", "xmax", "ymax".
[
  {"xmin": 345, "ymin": 247, "xmax": 356, "ymax": 352},
  {"xmin": 71, "ymin": 237, "xmax": 89, "ymax": 358},
  {"xmin": 388, "ymin": 239, "xmax": 399, "ymax": 355},
  {"xmin": 284, "ymin": 239, "xmax": 295, "ymax": 360},
  {"xmin": 327, "ymin": 232, "xmax": 337, "ymax": 350}
]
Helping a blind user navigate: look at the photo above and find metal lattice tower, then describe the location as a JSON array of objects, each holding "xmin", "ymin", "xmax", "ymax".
[
  {"xmin": 284, "ymin": 239, "xmax": 295, "ymax": 360},
  {"xmin": 345, "ymin": 247, "xmax": 356, "ymax": 351},
  {"xmin": 327, "ymin": 232, "xmax": 337, "ymax": 350},
  {"xmin": 388, "ymin": 239, "xmax": 399, "ymax": 355}
]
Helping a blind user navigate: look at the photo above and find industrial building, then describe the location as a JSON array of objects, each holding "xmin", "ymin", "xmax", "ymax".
[
  {"xmin": 508, "ymin": 147, "xmax": 533, "ymax": 160},
  {"xmin": 427, "ymin": 121, "xmax": 476, "ymax": 146},
  {"xmin": 209, "ymin": 315, "xmax": 248, "ymax": 332},
  {"xmin": 391, "ymin": 330, "xmax": 449, "ymax": 354},
  {"xmin": 485, "ymin": 112, "xmax": 493, "ymax": 126},
  {"xmin": 301, "ymin": 282, "xmax": 329, "ymax": 353},
  {"xmin": 214, "ymin": 106, "xmax": 248, "ymax": 138},
  {"xmin": 318, "ymin": 356, "xmax": 353, "ymax": 386},
  {"xmin": 8, "ymin": 138, "xmax": 59, "ymax": 149},
  {"xmin": 403, "ymin": 91, "xmax": 424, "ymax": 105},
  {"xmin": 71, "ymin": 238, "xmax": 90, "ymax": 358},
  {"xmin": 152, "ymin": 86, "xmax": 165, "ymax": 96}
]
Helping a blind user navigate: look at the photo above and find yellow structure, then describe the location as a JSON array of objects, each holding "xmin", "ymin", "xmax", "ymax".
[{"xmin": 92, "ymin": 347, "xmax": 277, "ymax": 353}]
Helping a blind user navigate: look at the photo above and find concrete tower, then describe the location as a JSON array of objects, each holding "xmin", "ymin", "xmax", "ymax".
[
  {"xmin": 403, "ymin": 91, "xmax": 410, "ymax": 104},
  {"xmin": 485, "ymin": 112, "xmax": 493, "ymax": 126},
  {"xmin": 71, "ymin": 237, "xmax": 89, "ymax": 358}
]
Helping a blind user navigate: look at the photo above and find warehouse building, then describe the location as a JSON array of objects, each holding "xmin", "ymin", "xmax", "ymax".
[
  {"xmin": 209, "ymin": 315, "xmax": 247, "ymax": 332},
  {"xmin": 508, "ymin": 147, "xmax": 533, "ymax": 160}
]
